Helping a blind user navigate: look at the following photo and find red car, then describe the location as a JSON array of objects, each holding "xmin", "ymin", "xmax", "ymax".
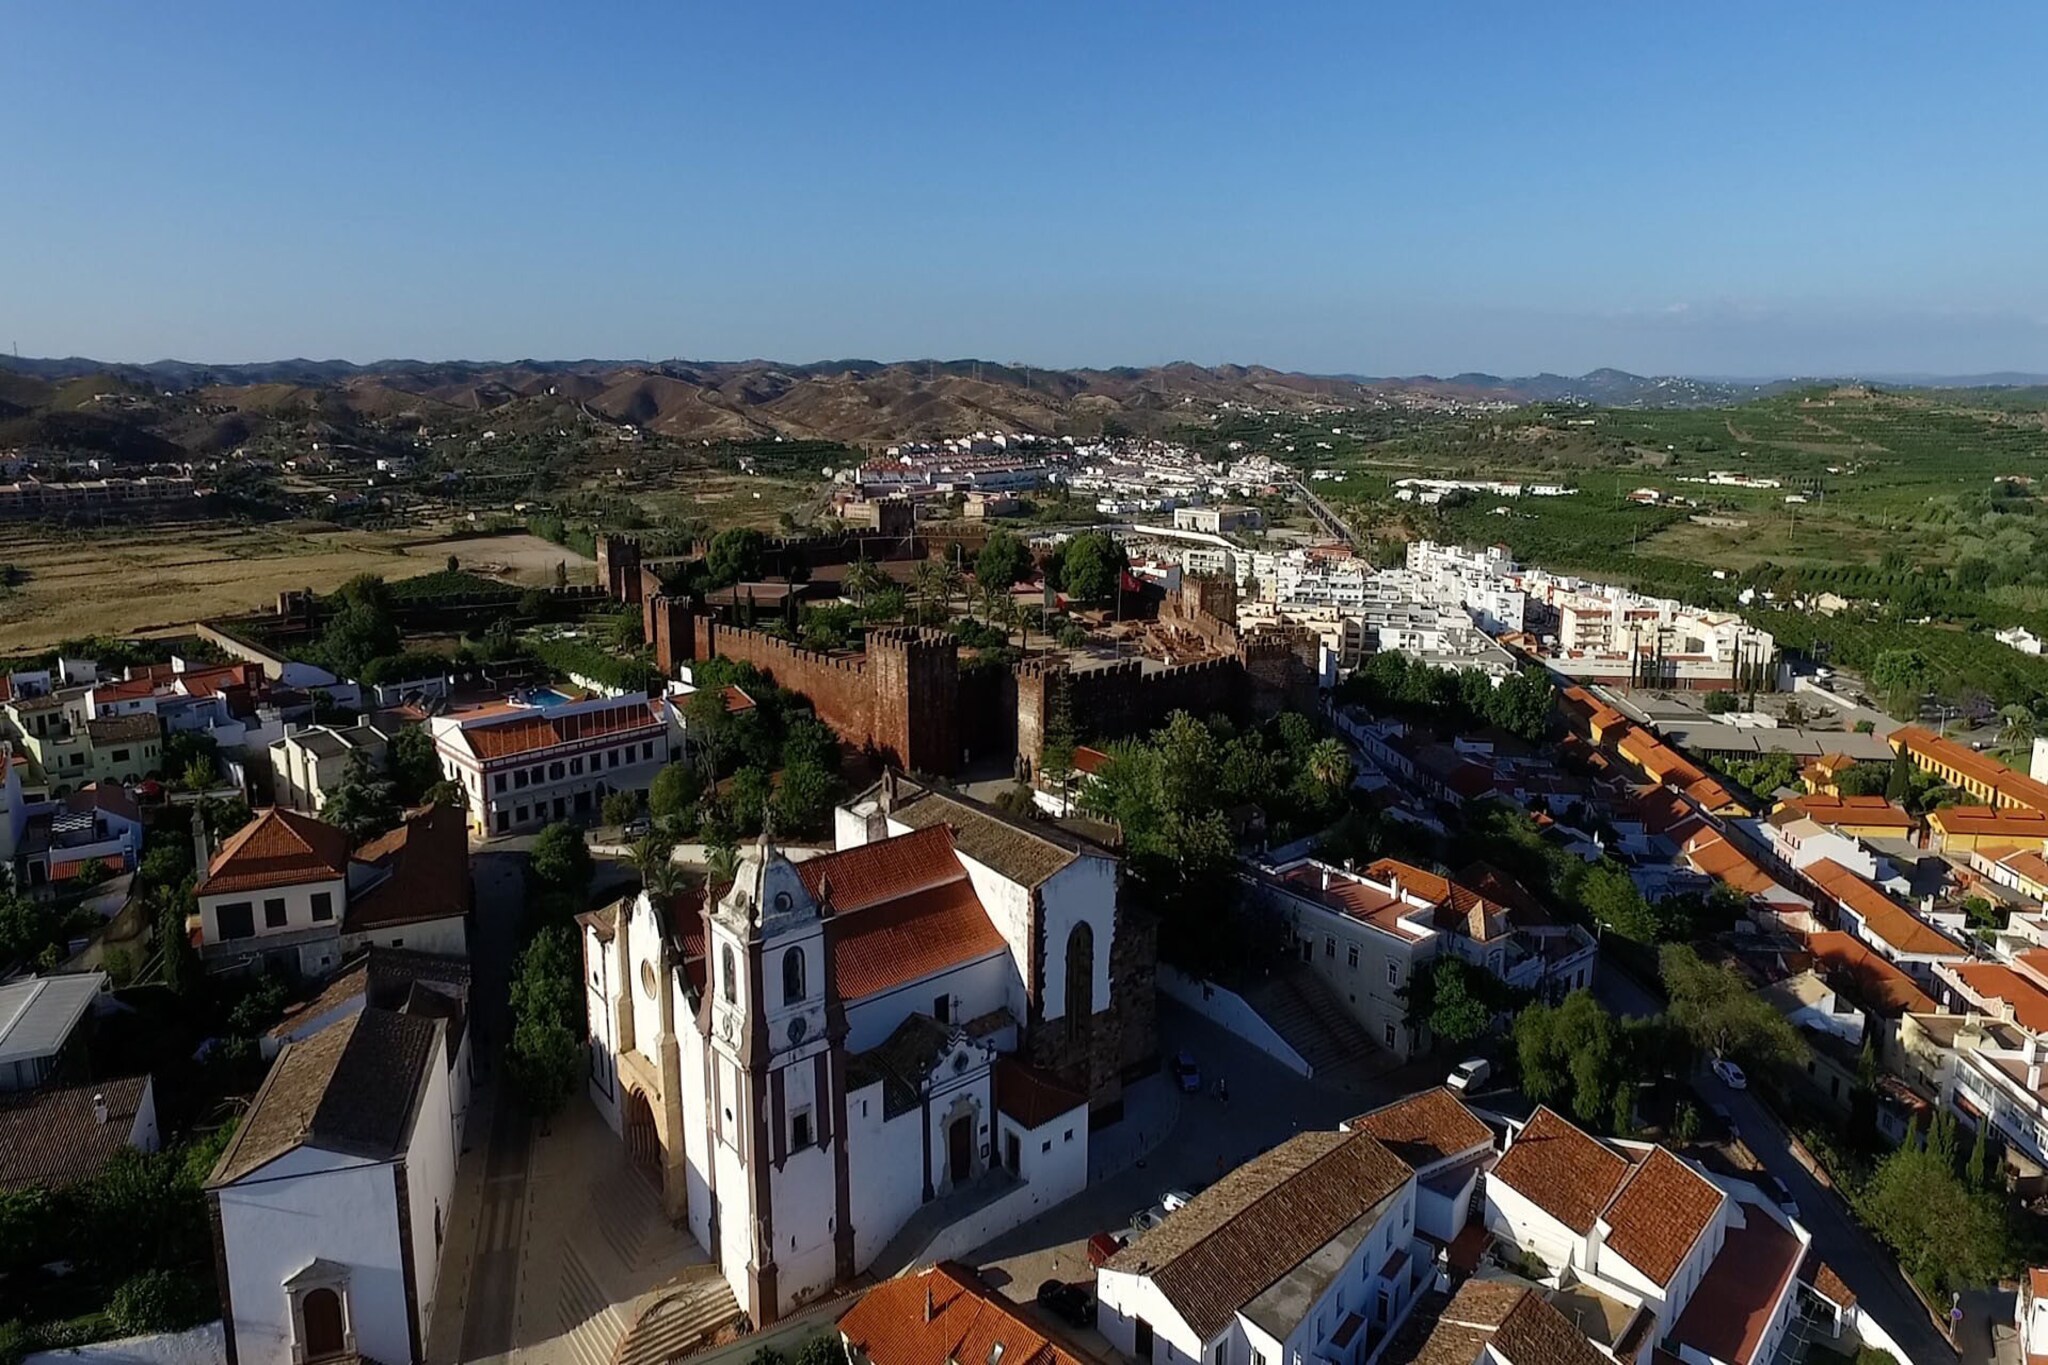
[{"xmin": 1086, "ymin": 1232, "xmax": 1126, "ymax": 1267}]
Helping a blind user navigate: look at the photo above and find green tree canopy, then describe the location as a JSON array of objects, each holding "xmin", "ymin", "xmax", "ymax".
[
  {"xmin": 1862, "ymin": 1117, "xmax": 2012, "ymax": 1294},
  {"xmin": 528, "ymin": 822, "xmax": 593, "ymax": 899},
  {"xmin": 975, "ymin": 529, "xmax": 1030, "ymax": 597},
  {"xmin": 322, "ymin": 749, "xmax": 401, "ymax": 843},
  {"xmin": 1060, "ymin": 532, "xmax": 1127, "ymax": 604},
  {"xmin": 706, "ymin": 528, "xmax": 766, "ymax": 588},
  {"xmin": 387, "ymin": 724, "xmax": 443, "ymax": 804},
  {"xmin": 649, "ymin": 761, "xmax": 704, "ymax": 826},
  {"xmin": 508, "ymin": 925, "xmax": 582, "ymax": 1121},
  {"xmin": 1659, "ymin": 943, "xmax": 1807, "ymax": 1069}
]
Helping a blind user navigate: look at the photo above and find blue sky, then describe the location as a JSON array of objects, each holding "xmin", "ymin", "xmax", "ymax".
[{"xmin": 5, "ymin": 2, "xmax": 2046, "ymax": 376}]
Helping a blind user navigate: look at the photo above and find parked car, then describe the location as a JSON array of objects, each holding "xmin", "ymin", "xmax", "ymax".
[
  {"xmin": 1086, "ymin": 1231, "xmax": 1127, "ymax": 1267},
  {"xmin": 1710, "ymin": 1058, "xmax": 1748, "ymax": 1090},
  {"xmin": 624, "ymin": 815, "xmax": 652, "ymax": 838},
  {"xmin": 1037, "ymin": 1279, "xmax": 1096, "ymax": 1328},
  {"xmin": 1767, "ymin": 1174, "xmax": 1798, "ymax": 1218},
  {"xmin": 1161, "ymin": 1189, "xmax": 1194, "ymax": 1213},
  {"xmin": 1130, "ymin": 1207, "xmax": 1165, "ymax": 1233},
  {"xmin": 1170, "ymin": 1050, "xmax": 1202, "ymax": 1093},
  {"xmin": 1446, "ymin": 1058, "xmax": 1490, "ymax": 1094}
]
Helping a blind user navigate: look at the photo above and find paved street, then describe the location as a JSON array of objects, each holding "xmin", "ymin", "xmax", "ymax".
[{"xmin": 1702, "ymin": 1071, "xmax": 1957, "ymax": 1363}]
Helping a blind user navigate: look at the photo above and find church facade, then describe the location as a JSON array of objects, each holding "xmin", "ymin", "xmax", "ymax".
[{"xmin": 579, "ymin": 775, "xmax": 1150, "ymax": 1325}]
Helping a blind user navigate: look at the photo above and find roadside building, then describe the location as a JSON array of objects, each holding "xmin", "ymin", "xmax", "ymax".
[
  {"xmin": 839, "ymin": 1263, "xmax": 1086, "ymax": 1365},
  {"xmin": 1484, "ymin": 1107, "xmax": 1810, "ymax": 1365},
  {"xmin": 1095, "ymin": 1128, "xmax": 1425, "ymax": 1365},
  {"xmin": 196, "ymin": 804, "xmax": 471, "ymax": 976},
  {"xmin": 1802, "ymin": 859, "xmax": 1967, "ymax": 984},
  {"xmin": 269, "ymin": 720, "xmax": 393, "ymax": 814},
  {"xmin": 206, "ymin": 1008, "xmax": 458, "ymax": 1365},
  {"xmin": 429, "ymin": 691, "xmax": 673, "ymax": 837}
]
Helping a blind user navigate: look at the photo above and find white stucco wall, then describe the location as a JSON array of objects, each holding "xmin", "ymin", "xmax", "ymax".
[
  {"xmin": 1030, "ymin": 857, "xmax": 1117, "ymax": 1025},
  {"xmin": 402, "ymin": 1037, "xmax": 455, "ymax": 1346},
  {"xmin": 1097, "ymin": 1266, "xmax": 1204, "ymax": 1364},
  {"xmin": 842, "ymin": 951, "xmax": 1014, "ymax": 1053},
  {"xmin": 844, "ymin": 1081, "xmax": 926, "ymax": 1271},
  {"xmin": 200, "ymin": 876, "xmax": 347, "ymax": 950},
  {"xmin": 217, "ymin": 1151, "xmax": 405, "ymax": 1365},
  {"xmin": 1485, "ymin": 1178, "xmax": 1589, "ymax": 1275},
  {"xmin": 341, "ymin": 913, "xmax": 468, "ymax": 959}
]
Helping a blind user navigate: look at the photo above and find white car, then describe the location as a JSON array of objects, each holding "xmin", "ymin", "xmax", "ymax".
[
  {"xmin": 1161, "ymin": 1189, "xmax": 1194, "ymax": 1213},
  {"xmin": 1446, "ymin": 1058, "xmax": 1491, "ymax": 1094},
  {"xmin": 1710, "ymin": 1058, "xmax": 1748, "ymax": 1090}
]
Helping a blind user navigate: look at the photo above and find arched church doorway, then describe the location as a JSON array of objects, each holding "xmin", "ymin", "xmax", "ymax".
[{"xmin": 624, "ymin": 1087, "xmax": 663, "ymax": 1188}]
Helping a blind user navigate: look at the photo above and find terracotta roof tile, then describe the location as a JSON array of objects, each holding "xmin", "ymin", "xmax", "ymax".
[
  {"xmin": 797, "ymin": 825, "xmax": 963, "ymax": 913},
  {"xmin": 1932, "ymin": 805, "xmax": 2048, "ymax": 840},
  {"xmin": 1349, "ymin": 1087, "xmax": 1493, "ymax": 1172},
  {"xmin": 1104, "ymin": 1129, "xmax": 1413, "ymax": 1341},
  {"xmin": 344, "ymin": 803, "xmax": 470, "ymax": 932},
  {"xmin": 886, "ymin": 779, "xmax": 1094, "ymax": 887},
  {"xmin": 1492, "ymin": 1290, "xmax": 1613, "ymax": 1365},
  {"xmin": 199, "ymin": 807, "xmax": 351, "ymax": 896},
  {"xmin": 831, "ymin": 877, "xmax": 1007, "ymax": 1001},
  {"xmin": 838, "ymin": 1263, "xmax": 1085, "ymax": 1365},
  {"xmin": 1780, "ymin": 793, "xmax": 1916, "ymax": 830},
  {"xmin": 0, "ymin": 1074, "xmax": 151, "ymax": 1193},
  {"xmin": 208, "ymin": 1008, "xmax": 441, "ymax": 1186},
  {"xmin": 1950, "ymin": 962, "xmax": 2048, "ymax": 1032},
  {"xmin": 458, "ymin": 696, "xmax": 661, "ymax": 762},
  {"xmin": 1799, "ymin": 1248, "xmax": 1856, "ymax": 1309},
  {"xmin": 1599, "ymin": 1146, "xmax": 1724, "ymax": 1286},
  {"xmin": 1671, "ymin": 1204, "xmax": 1803, "ymax": 1365},
  {"xmin": 1488, "ymin": 1107, "xmax": 1631, "ymax": 1235},
  {"xmin": 1806, "ymin": 932, "xmax": 1936, "ymax": 1016},
  {"xmin": 1893, "ymin": 726, "xmax": 2048, "ymax": 814},
  {"xmin": 1805, "ymin": 859, "xmax": 1963, "ymax": 959},
  {"xmin": 994, "ymin": 1057, "xmax": 1086, "ymax": 1130}
]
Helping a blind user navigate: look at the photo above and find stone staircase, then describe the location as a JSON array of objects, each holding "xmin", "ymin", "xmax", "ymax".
[
  {"xmin": 1241, "ymin": 963, "xmax": 1380, "ymax": 1081},
  {"xmin": 613, "ymin": 1270, "xmax": 742, "ymax": 1365}
]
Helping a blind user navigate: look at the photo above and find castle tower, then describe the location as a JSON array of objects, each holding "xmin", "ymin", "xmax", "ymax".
[
  {"xmin": 595, "ymin": 534, "xmax": 644, "ymax": 604},
  {"xmin": 866, "ymin": 628, "xmax": 960, "ymax": 776},
  {"xmin": 702, "ymin": 834, "xmax": 851, "ymax": 1324}
]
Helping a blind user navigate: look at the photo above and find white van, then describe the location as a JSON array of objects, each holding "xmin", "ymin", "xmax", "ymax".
[{"xmin": 1446, "ymin": 1058, "xmax": 1490, "ymax": 1094}]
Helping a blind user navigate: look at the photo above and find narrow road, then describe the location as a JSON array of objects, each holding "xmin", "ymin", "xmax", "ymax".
[
  {"xmin": 1598, "ymin": 962, "xmax": 1956, "ymax": 1361},
  {"xmin": 458, "ymin": 851, "xmax": 534, "ymax": 1362},
  {"xmin": 1702, "ymin": 1075, "xmax": 1956, "ymax": 1362}
]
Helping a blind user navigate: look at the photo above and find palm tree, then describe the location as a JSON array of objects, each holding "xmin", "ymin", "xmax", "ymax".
[
  {"xmin": 633, "ymin": 835, "xmax": 682, "ymax": 898},
  {"xmin": 1307, "ymin": 738, "xmax": 1352, "ymax": 792},
  {"xmin": 705, "ymin": 836, "xmax": 739, "ymax": 894},
  {"xmin": 1999, "ymin": 704, "xmax": 2037, "ymax": 754},
  {"xmin": 914, "ymin": 559, "xmax": 956, "ymax": 626},
  {"xmin": 844, "ymin": 557, "xmax": 888, "ymax": 610}
]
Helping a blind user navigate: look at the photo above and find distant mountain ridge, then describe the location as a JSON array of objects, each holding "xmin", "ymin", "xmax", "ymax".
[{"xmin": 2, "ymin": 353, "xmax": 2044, "ymax": 456}]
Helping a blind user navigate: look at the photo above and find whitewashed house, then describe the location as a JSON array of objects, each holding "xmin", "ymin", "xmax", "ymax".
[
  {"xmin": 206, "ymin": 1008, "xmax": 458, "ymax": 1365},
  {"xmin": 1095, "ymin": 1127, "xmax": 1423, "ymax": 1365},
  {"xmin": 1483, "ymin": 1107, "xmax": 1812, "ymax": 1365}
]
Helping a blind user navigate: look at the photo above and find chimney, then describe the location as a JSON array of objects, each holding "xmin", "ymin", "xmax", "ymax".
[
  {"xmin": 92, "ymin": 1093, "xmax": 108, "ymax": 1126},
  {"xmin": 1321, "ymin": 866, "xmax": 1331, "ymax": 892},
  {"xmin": 925, "ymin": 1282, "xmax": 935, "ymax": 1323}
]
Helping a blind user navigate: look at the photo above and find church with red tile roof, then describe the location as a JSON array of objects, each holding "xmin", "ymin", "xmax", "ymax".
[{"xmin": 580, "ymin": 771, "xmax": 1139, "ymax": 1328}]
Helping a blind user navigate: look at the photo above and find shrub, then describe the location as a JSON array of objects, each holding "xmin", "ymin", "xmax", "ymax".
[{"xmin": 108, "ymin": 1269, "xmax": 207, "ymax": 1336}]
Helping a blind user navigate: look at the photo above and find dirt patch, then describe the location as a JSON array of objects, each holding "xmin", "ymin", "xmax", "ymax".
[{"xmin": 406, "ymin": 533, "xmax": 594, "ymax": 585}]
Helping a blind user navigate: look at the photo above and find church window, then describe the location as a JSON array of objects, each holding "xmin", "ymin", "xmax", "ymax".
[
  {"xmin": 782, "ymin": 947, "xmax": 806, "ymax": 1004},
  {"xmin": 722, "ymin": 945, "xmax": 738, "ymax": 1002},
  {"xmin": 791, "ymin": 1109, "xmax": 813, "ymax": 1148},
  {"xmin": 1063, "ymin": 923, "xmax": 1094, "ymax": 1044}
]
